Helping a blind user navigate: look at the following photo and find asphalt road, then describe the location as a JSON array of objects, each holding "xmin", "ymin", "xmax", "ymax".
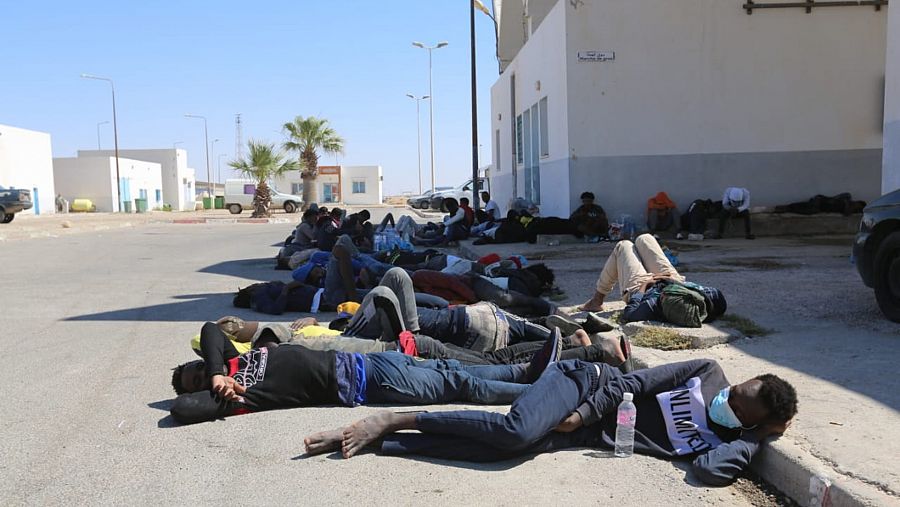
[{"xmin": 1, "ymin": 212, "xmax": 755, "ymax": 505}]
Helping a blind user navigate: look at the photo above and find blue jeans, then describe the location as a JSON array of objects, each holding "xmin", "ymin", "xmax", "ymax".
[
  {"xmin": 381, "ymin": 360, "xmax": 618, "ymax": 459},
  {"xmin": 365, "ymin": 351, "xmax": 530, "ymax": 405}
]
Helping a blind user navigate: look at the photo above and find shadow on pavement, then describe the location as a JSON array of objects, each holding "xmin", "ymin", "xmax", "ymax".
[
  {"xmin": 198, "ymin": 257, "xmax": 278, "ymax": 278},
  {"xmin": 65, "ymin": 292, "xmax": 234, "ymax": 321}
]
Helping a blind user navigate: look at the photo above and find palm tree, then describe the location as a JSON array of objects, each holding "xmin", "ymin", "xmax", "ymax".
[
  {"xmin": 229, "ymin": 140, "xmax": 299, "ymax": 218},
  {"xmin": 282, "ymin": 116, "xmax": 345, "ymax": 208}
]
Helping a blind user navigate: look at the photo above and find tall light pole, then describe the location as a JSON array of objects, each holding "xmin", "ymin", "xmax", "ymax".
[
  {"xmin": 406, "ymin": 93, "xmax": 430, "ymax": 195},
  {"xmin": 81, "ymin": 74, "xmax": 121, "ymax": 211},
  {"xmin": 96, "ymin": 121, "xmax": 109, "ymax": 150},
  {"xmin": 185, "ymin": 114, "xmax": 211, "ymax": 207},
  {"xmin": 412, "ymin": 41, "xmax": 448, "ymax": 193}
]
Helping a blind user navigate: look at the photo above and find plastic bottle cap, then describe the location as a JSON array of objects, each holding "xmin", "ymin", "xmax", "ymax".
[{"xmin": 623, "ymin": 393, "xmax": 633, "ymax": 401}]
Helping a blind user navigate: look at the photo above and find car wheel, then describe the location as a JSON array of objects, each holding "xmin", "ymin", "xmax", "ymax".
[
  {"xmin": 284, "ymin": 201, "xmax": 297, "ymax": 214},
  {"xmin": 873, "ymin": 231, "xmax": 900, "ymax": 322},
  {"xmin": 1, "ymin": 213, "xmax": 14, "ymax": 224},
  {"xmin": 228, "ymin": 204, "xmax": 242, "ymax": 215}
]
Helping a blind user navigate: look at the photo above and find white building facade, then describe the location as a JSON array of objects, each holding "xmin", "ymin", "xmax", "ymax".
[
  {"xmin": 78, "ymin": 149, "xmax": 196, "ymax": 211},
  {"xmin": 884, "ymin": 2, "xmax": 900, "ymax": 194},
  {"xmin": 53, "ymin": 156, "xmax": 163, "ymax": 212},
  {"xmin": 271, "ymin": 165, "xmax": 383, "ymax": 205},
  {"xmin": 490, "ymin": 0, "xmax": 889, "ymax": 220},
  {"xmin": 0, "ymin": 124, "xmax": 56, "ymax": 215}
]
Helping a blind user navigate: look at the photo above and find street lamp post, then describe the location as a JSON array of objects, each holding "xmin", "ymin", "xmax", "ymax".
[
  {"xmin": 81, "ymin": 74, "xmax": 122, "ymax": 211},
  {"xmin": 96, "ymin": 120, "xmax": 109, "ymax": 150},
  {"xmin": 405, "ymin": 93, "xmax": 430, "ymax": 195},
  {"xmin": 185, "ymin": 114, "xmax": 212, "ymax": 208},
  {"xmin": 412, "ymin": 41, "xmax": 448, "ymax": 193}
]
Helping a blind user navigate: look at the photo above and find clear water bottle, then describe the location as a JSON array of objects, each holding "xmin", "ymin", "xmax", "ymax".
[{"xmin": 614, "ymin": 392, "xmax": 637, "ymax": 457}]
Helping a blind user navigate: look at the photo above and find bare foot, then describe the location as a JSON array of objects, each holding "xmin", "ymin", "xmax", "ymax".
[
  {"xmin": 573, "ymin": 329, "xmax": 591, "ymax": 347},
  {"xmin": 304, "ymin": 428, "xmax": 345, "ymax": 456},
  {"xmin": 342, "ymin": 411, "xmax": 406, "ymax": 459},
  {"xmin": 579, "ymin": 292, "xmax": 605, "ymax": 312},
  {"xmin": 597, "ymin": 335, "xmax": 626, "ymax": 365}
]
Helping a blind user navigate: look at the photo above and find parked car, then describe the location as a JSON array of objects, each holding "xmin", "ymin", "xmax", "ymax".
[
  {"xmin": 407, "ymin": 187, "xmax": 451, "ymax": 209},
  {"xmin": 853, "ymin": 188, "xmax": 900, "ymax": 322},
  {"xmin": 429, "ymin": 178, "xmax": 490, "ymax": 211},
  {"xmin": 223, "ymin": 179, "xmax": 303, "ymax": 214},
  {"xmin": 0, "ymin": 185, "xmax": 33, "ymax": 223}
]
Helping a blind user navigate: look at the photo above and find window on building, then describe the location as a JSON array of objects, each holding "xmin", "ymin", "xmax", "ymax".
[
  {"xmin": 523, "ymin": 108, "xmax": 532, "ymax": 202},
  {"xmin": 516, "ymin": 114, "xmax": 524, "ymax": 165},
  {"xmin": 352, "ymin": 180, "xmax": 366, "ymax": 194},
  {"xmin": 155, "ymin": 189, "xmax": 161, "ymax": 202},
  {"xmin": 291, "ymin": 183, "xmax": 303, "ymax": 195},
  {"xmin": 243, "ymin": 184, "xmax": 255, "ymax": 195},
  {"xmin": 495, "ymin": 129, "xmax": 501, "ymax": 173},
  {"xmin": 539, "ymin": 97, "xmax": 549, "ymax": 158},
  {"xmin": 529, "ymin": 103, "xmax": 541, "ymax": 204}
]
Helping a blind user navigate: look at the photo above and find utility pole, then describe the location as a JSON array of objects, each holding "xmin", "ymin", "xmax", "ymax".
[{"xmin": 470, "ymin": 0, "xmax": 481, "ymax": 211}]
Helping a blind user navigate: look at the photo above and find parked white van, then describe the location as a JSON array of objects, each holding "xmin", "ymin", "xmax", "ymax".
[{"xmin": 224, "ymin": 179, "xmax": 303, "ymax": 214}]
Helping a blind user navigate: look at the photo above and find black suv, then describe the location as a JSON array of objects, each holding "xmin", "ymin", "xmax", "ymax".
[
  {"xmin": 0, "ymin": 185, "xmax": 33, "ymax": 223},
  {"xmin": 853, "ymin": 189, "xmax": 900, "ymax": 322}
]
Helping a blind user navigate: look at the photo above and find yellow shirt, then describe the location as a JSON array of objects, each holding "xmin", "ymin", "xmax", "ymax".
[{"xmin": 189, "ymin": 325, "xmax": 341, "ymax": 355}]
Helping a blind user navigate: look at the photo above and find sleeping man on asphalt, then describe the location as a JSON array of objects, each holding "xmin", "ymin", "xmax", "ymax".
[
  {"xmin": 303, "ymin": 358, "xmax": 797, "ymax": 487},
  {"xmin": 168, "ymin": 320, "xmax": 565, "ymax": 425}
]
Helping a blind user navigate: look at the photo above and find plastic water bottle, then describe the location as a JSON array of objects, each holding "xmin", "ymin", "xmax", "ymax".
[{"xmin": 614, "ymin": 392, "xmax": 637, "ymax": 457}]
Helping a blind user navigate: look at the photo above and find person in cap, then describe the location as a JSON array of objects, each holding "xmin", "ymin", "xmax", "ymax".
[
  {"xmin": 304, "ymin": 358, "xmax": 797, "ymax": 488},
  {"xmin": 580, "ymin": 234, "xmax": 726, "ymax": 326},
  {"xmin": 712, "ymin": 187, "xmax": 755, "ymax": 240}
]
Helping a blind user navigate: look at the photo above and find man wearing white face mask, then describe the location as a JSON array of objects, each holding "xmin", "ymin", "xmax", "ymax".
[{"xmin": 304, "ymin": 358, "xmax": 798, "ymax": 487}]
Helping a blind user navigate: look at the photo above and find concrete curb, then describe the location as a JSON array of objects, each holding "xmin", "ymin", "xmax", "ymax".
[
  {"xmin": 632, "ymin": 346, "xmax": 898, "ymax": 507},
  {"xmin": 169, "ymin": 217, "xmax": 292, "ymax": 224},
  {"xmin": 408, "ymin": 207, "xmax": 444, "ymax": 220}
]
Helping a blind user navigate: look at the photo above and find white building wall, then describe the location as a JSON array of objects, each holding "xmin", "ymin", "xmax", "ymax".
[
  {"xmin": 0, "ymin": 124, "xmax": 56, "ymax": 215},
  {"xmin": 490, "ymin": 0, "xmax": 570, "ymax": 217},
  {"xmin": 53, "ymin": 156, "xmax": 163, "ymax": 212},
  {"xmin": 560, "ymin": 0, "xmax": 886, "ymax": 219},
  {"xmin": 883, "ymin": 2, "xmax": 900, "ymax": 194},
  {"xmin": 78, "ymin": 149, "xmax": 195, "ymax": 211},
  {"xmin": 341, "ymin": 165, "xmax": 383, "ymax": 205}
]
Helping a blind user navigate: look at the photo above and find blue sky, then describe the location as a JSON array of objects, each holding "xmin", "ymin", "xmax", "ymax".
[{"xmin": 0, "ymin": 1, "xmax": 499, "ymax": 194}]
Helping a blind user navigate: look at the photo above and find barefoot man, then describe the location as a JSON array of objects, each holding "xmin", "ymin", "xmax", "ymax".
[{"xmin": 304, "ymin": 358, "xmax": 797, "ymax": 487}]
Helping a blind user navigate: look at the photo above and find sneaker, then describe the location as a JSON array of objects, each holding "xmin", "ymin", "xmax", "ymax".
[
  {"xmin": 526, "ymin": 327, "xmax": 563, "ymax": 382},
  {"xmin": 688, "ymin": 233, "xmax": 704, "ymax": 241},
  {"xmin": 675, "ymin": 232, "xmax": 685, "ymax": 240},
  {"xmin": 545, "ymin": 314, "xmax": 583, "ymax": 336},
  {"xmin": 583, "ymin": 313, "xmax": 615, "ymax": 334}
]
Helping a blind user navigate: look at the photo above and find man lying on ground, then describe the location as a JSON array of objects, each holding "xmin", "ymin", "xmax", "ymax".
[
  {"xmin": 304, "ymin": 358, "xmax": 797, "ymax": 487},
  {"xmin": 168, "ymin": 322, "xmax": 563, "ymax": 425},
  {"xmin": 192, "ymin": 315, "xmax": 630, "ymax": 370},
  {"xmin": 581, "ymin": 234, "xmax": 726, "ymax": 327}
]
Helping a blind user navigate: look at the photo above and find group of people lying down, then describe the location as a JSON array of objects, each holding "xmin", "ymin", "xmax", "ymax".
[{"xmin": 168, "ymin": 233, "xmax": 797, "ymax": 487}]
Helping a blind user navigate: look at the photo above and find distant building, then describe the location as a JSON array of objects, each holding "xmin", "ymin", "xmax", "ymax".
[
  {"xmin": 78, "ymin": 149, "xmax": 196, "ymax": 211},
  {"xmin": 271, "ymin": 165, "xmax": 383, "ymax": 205},
  {"xmin": 490, "ymin": 0, "xmax": 888, "ymax": 219},
  {"xmin": 0, "ymin": 124, "xmax": 56, "ymax": 215},
  {"xmin": 54, "ymin": 156, "xmax": 163, "ymax": 212}
]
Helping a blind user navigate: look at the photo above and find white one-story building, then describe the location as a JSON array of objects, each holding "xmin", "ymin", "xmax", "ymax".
[
  {"xmin": 78, "ymin": 149, "xmax": 196, "ymax": 211},
  {"xmin": 53, "ymin": 155, "xmax": 163, "ymax": 212},
  {"xmin": 271, "ymin": 165, "xmax": 383, "ymax": 205},
  {"xmin": 0, "ymin": 124, "xmax": 56, "ymax": 215},
  {"xmin": 489, "ymin": 0, "xmax": 890, "ymax": 221}
]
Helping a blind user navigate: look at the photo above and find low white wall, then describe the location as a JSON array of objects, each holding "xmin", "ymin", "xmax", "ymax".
[{"xmin": 0, "ymin": 124, "xmax": 56, "ymax": 215}]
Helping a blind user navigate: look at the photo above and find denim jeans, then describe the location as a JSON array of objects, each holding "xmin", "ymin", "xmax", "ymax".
[
  {"xmin": 380, "ymin": 360, "xmax": 620, "ymax": 460},
  {"xmin": 365, "ymin": 351, "xmax": 530, "ymax": 405}
]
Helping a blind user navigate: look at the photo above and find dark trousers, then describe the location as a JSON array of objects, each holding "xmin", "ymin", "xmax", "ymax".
[
  {"xmin": 380, "ymin": 360, "xmax": 617, "ymax": 460},
  {"xmin": 717, "ymin": 208, "xmax": 752, "ymax": 236},
  {"xmin": 414, "ymin": 336, "xmax": 607, "ymax": 366},
  {"xmin": 365, "ymin": 352, "xmax": 530, "ymax": 405}
]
